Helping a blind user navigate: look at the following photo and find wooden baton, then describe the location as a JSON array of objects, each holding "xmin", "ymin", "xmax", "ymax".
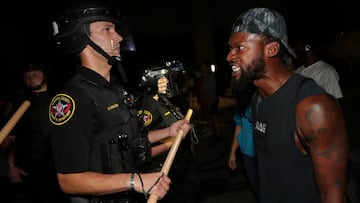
[
  {"xmin": 147, "ymin": 109, "xmax": 193, "ymax": 203},
  {"xmin": 0, "ymin": 100, "xmax": 31, "ymax": 144}
]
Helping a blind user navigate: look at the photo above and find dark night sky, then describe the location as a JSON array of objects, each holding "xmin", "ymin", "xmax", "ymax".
[{"xmin": 1, "ymin": 0, "xmax": 359, "ymax": 99}]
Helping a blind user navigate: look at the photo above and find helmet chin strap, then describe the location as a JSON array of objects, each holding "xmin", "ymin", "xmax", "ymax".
[
  {"xmin": 30, "ymin": 84, "xmax": 42, "ymax": 91},
  {"xmin": 87, "ymin": 38, "xmax": 128, "ymax": 84}
]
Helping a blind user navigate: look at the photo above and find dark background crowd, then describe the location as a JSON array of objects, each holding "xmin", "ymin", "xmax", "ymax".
[{"xmin": 1, "ymin": 0, "xmax": 360, "ymax": 100}]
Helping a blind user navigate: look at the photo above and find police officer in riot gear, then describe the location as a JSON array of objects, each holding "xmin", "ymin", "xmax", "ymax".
[
  {"xmin": 134, "ymin": 65, "xmax": 200, "ymax": 203},
  {"xmin": 7, "ymin": 64, "xmax": 66, "ymax": 203},
  {"xmin": 136, "ymin": 67, "xmax": 182, "ymax": 160},
  {"xmin": 49, "ymin": 2, "xmax": 191, "ymax": 203}
]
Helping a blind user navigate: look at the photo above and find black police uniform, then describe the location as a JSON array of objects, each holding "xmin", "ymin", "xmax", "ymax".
[
  {"xmin": 134, "ymin": 94, "xmax": 201, "ymax": 203},
  {"xmin": 134, "ymin": 94, "xmax": 180, "ymax": 171},
  {"xmin": 135, "ymin": 96, "xmax": 179, "ymax": 130},
  {"xmin": 49, "ymin": 66, "xmax": 150, "ymax": 203},
  {"xmin": 10, "ymin": 87, "xmax": 66, "ymax": 203}
]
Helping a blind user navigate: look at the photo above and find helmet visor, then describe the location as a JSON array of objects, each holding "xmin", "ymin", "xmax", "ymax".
[{"xmin": 117, "ymin": 22, "xmax": 136, "ymax": 52}]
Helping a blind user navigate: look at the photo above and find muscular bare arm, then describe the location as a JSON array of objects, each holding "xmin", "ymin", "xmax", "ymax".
[{"xmin": 296, "ymin": 94, "xmax": 348, "ymax": 203}]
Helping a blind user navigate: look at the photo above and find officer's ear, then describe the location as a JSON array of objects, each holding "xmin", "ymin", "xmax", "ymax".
[{"xmin": 305, "ymin": 44, "xmax": 311, "ymax": 52}]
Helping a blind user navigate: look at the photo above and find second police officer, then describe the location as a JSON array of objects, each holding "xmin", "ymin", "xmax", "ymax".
[{"xmin": 133, "ymin": 64, "xmax": 200, "ymax": 203}]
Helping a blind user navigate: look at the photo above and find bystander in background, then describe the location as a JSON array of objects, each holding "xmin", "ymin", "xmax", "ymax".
[
  {"xmin": 228, "ymin": 81, "xmax": 258, "ymax": 200},
  {"xmin": 194, "ymin": 60, "xmax": 220, "ymax": 137},
  {"xmin": 293, "ymin": 37, "xmax": 343, "ymax": 100},
  {"xmin": 6, "ymin": 64, "xmax": 66, "ymax": 203}
]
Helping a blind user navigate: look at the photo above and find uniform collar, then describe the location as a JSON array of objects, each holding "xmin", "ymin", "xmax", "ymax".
[{"xmin": 76, "ymin": 65, "xmax": 115, "ymax": 88}]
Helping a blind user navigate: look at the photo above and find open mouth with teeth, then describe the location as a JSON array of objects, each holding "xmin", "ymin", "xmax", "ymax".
[{"xmin": 232, "ymin": 66, "xmax": 240, "ymax": 72}]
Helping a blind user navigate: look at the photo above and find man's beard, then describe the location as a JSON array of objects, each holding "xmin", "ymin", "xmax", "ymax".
[{"xmin": 231, "ymin": 51, "xmax": 265, "ymax": 91}]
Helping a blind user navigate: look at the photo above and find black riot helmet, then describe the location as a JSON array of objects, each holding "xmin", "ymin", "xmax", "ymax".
[
  {"xmin": 52, "ymin": 2, "xmax": 136, "ymax": 83},
  {"xmin": 52, "ymin": 2, "xmax": 136, "ymax": 54}
]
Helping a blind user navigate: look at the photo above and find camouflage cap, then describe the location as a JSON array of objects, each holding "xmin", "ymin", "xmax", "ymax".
[{"xmin": 231, "ymin": 7, "xmax": 296, "ymax": 58}]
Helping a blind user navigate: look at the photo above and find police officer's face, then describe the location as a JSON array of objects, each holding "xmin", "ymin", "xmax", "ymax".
[
  {"xmin": 89, "ymin": 21, "xmax": 123, "ymax": 57},
  {"xmin": 23, "ymin": 70, "xmax": 45, "ymax": 89}
]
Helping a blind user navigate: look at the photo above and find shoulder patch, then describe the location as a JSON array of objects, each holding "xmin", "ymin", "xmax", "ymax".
[
  {"xmin": 137, "ymin": 110, "xmax": 153, "ymax": 126},
  {"xmin": 49, "ymin": 93, "xmax": 75, "ymax": 125}
]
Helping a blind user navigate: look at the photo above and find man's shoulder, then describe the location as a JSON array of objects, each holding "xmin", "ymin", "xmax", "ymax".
[
  {"xmin": 314, "ymin": 60, "xmax": 336, "ymax": 70},
  {"xmin": 293, "ymin": 65, "xmax": 305, "ymax": 73},
  {"xmin": 313, "ymin": 61, "xmax": 341, "ymax": 79}
]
